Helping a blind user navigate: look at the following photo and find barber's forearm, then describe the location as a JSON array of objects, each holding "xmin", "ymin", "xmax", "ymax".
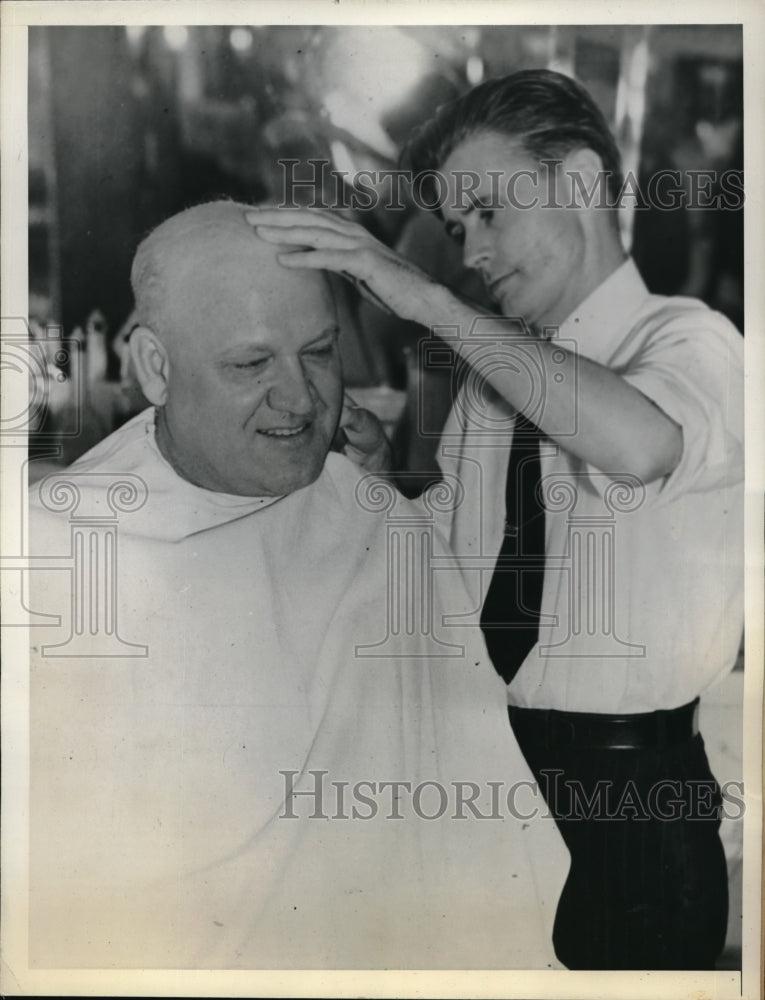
[
  {"xmin": 246, "ymin": 208, "xmax": 682, "ymax": 484},
  {"xmin": 422, "ymin": 286, "xmax": 683, "ymax": 485}
]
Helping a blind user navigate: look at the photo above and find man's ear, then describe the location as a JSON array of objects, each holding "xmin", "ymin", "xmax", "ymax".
[
  {"xmin": 129, "ymin": 325, "xmax": 170, "ymax": 406},
  {"xmin": 561, "ymin": 148, "xmax": 607, "ymax": 208}
]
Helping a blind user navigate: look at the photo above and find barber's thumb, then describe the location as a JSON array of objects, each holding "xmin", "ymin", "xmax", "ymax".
[{"xmin": 340, "ymin": 401, "xmax": 369, "ymax": 434}]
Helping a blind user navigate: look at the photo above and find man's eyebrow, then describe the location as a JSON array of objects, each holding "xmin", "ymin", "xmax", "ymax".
[
  {"xmin": 218, "ymin": 339, "xmax": 270, "ymax": 357},
  {"xmin": 216, "ymin": 324, "xmax": 340, "ymax": 362},
  {"xmin": 302, "ymin": 324, "xmax": 340, "ymax": 347}
]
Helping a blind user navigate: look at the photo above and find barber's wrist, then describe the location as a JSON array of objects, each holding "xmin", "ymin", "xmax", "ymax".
[
  {"xmin": 344, "ymin": 436, "xmax": 392, "ymax": 475},
  {"xmin": 404, "ymin": 278, "xmax": 463, "ymax": 330}
]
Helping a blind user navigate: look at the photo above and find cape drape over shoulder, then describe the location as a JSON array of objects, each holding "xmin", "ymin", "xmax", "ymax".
[{"xmin": 28, "ymin": 409, "xmax": 567, "ymax": 969}]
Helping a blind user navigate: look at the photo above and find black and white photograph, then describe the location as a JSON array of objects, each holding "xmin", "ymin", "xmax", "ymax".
[{"xmin": 1, "ymin": 1, "xmax": 762, "ymax": 997}]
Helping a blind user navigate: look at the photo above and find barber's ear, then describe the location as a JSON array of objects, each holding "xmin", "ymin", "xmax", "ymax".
[
  {"xmin": 129, "ymin": 325, "xmax": 170, "ymax": 406},
  {"xmin": 562, "ymin": 148, "xmax": 606, "ymax": 208}
]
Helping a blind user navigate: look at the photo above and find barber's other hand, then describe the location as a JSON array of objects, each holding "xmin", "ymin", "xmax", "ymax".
[
  {"xmin": 245, "ymin": 207, "xmax": 443, "ymax": 326},
  {"xmin": 339, "ymin": 395, "xmax": 392, "ymax": 474}
]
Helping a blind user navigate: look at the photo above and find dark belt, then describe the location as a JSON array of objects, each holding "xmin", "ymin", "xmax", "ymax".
[{"xmin": 508, "ymin": 698, "xmax": 700, "ymax": 751}]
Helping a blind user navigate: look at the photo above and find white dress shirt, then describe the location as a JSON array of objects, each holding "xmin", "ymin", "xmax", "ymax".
[{"xmin": 437, "ymin": 259, "xmax": 744, "ymax": 714}]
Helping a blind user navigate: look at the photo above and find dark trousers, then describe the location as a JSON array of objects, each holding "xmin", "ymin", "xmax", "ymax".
[{"xmin": 511, "ymin": 724, "xmax": 729, "ymax": 970}]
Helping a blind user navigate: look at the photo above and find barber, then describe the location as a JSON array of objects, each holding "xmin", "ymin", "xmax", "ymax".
[{"xmin": 247, "ymin": 69, "xmax": 744, "ymax": 970}]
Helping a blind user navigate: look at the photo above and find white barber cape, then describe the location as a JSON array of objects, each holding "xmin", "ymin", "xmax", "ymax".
[{"xmin": 28, "ymin": 408, "xmax": 566, "ymax": 969}]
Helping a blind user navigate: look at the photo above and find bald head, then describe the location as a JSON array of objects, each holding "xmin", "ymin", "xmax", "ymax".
[
  {"xmin": 128, "ymin": 201, "xmax": 343, "ymax": 497},
  {"xmin": 131, "ymin": 200, "xmax": 332, "ymax": 339}
]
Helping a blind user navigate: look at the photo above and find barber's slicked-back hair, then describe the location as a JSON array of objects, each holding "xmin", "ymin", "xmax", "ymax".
[{"xmin": 401, "ymin": 69, "xmax": 624, "ymax": 206}]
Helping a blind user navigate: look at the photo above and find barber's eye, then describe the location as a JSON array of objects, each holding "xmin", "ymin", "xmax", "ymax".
[
  {"xmin": 445, "ymin": 223, "xmax": 465, "ymax": 247},
  {"xmin": 479, "ymin": 208, "xmax": 494, "ymax": 224}
]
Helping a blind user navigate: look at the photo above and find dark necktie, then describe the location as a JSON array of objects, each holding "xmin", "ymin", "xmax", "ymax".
[{"xmin": 480, "ymin": 414, "xmax": 546, "ymax": 685}]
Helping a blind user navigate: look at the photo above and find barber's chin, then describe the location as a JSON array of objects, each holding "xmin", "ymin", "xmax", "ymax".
[
  {"xmin": 498, "ymin": 292, "xmax": 543, "ymax": 334},
  {"xmin": 494, "ymin": 287, "xmax": 518, "ymax": 318}
]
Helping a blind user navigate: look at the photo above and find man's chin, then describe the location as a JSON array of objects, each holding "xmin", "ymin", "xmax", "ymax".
[
  {"xmin": 280, "ymin": 461, "xmax": 326, "ymax": 496},
  {"xmin": 249, "ymin": 453, "xmax": 328, "ymax": 498}
]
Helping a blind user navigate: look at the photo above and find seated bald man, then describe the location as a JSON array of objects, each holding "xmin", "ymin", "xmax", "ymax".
[{"xmin": 27, "ymin": 201, "xmax": 567, "ymax": 970}]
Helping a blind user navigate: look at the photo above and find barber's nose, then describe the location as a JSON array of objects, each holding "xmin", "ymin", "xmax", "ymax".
[
  {"xmin": 267, "ymin": 357, "xmax": 316, "ymax": 416},
  {"xmin": 462, "ymin": 230, "xmax": 492, "ymax": 273}
]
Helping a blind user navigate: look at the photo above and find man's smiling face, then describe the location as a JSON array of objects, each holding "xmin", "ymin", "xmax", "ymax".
[
  {"xmin": 440, "ymin": 131, "xmax": 590, "ymax": 332},
  {"xmin": 155, "ymin": 227, "xmax": 343, "ymax": 497}
]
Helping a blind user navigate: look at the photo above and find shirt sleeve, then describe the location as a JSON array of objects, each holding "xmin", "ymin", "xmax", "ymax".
[{"xmin": 585, "ymin": 305, "xmax": 744, "ymax": 505}]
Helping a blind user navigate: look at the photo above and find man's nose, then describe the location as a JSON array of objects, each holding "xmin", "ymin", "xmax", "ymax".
[{"xmin": 266, "ymin": 357, "xmax": 316, "ymax": 416}]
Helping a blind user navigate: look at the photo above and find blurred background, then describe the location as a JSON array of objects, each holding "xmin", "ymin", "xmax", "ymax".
[{"xmin": 24, "ymin": 22, "xmax": 745, "ymax": 968}]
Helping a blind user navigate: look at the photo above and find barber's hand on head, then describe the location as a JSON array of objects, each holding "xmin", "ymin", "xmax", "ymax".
[
  {"xmin": 245, "ymin": 207, "xmax": 443, "ymax": 327},
  {"xmin": 338, "ymin": 394, "xmax": 392, "ymax": 474}
]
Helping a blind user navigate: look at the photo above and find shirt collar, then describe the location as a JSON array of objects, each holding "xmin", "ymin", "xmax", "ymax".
[{"xmin": 556, "ymin": 257, "xmax": 650, "ymax": 365}]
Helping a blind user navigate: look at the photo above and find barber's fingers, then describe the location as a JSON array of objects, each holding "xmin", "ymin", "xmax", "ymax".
[
  {"xmin": 340, "ymin": 402, "xmax": 392, "ymax": 473},
  {"xmin": 255, "ymin": 224, "xmax": 360, "ymax": 251},
  {"xmin": 340, "ymin": 391, "xmax": 360, "ymax": 422},
  {"xmin": 246, "ymin": 207, "xmax": 359, "ymax": 237},
  {"xmin": 340, "ymin": 400, "xmax": 383, "ymax": 439},
  {"xmin": 339, "ymin": 398, "xmax": 367, "ymax": 432},
  {"xmin": 273, "ymin": 251, "xmax": 396, "ymax": 316},
  {"xmin": 340, "ymin": 394, "xmax": 385, "ymax": 440},
  {"xmin": 276, "ymin": 248, "xmax": 361, "ymax": 271}
]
